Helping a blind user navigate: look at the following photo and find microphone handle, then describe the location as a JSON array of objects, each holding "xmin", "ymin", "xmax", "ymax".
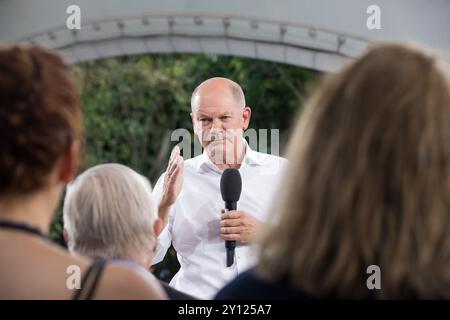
[
  {"xmin": 225, "ymin": 201, "xmax": 237, "ymax": 211},
  {"xmin": 225, "ymin": 201, "xmax": 237, "ymax": 267}
]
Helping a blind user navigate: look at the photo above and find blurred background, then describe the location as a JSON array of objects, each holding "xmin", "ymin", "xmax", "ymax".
[{"xmin": 1, "ymin": 0, "xmax": 449, "ymax": 282}]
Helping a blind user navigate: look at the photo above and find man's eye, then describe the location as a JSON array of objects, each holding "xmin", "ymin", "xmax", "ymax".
[
  {"xmin": 199, "ymin": 118, "xmax": 211, "ymax": 123},
  {"xmin": 221, "ymin": 116, "xmax": 231, "ymax": 120}
]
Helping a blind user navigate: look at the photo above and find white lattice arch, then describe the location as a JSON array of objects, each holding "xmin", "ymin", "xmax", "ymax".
[{"xmin": 1, "ymin": 0, "xmax": 449, "ymax": 71}]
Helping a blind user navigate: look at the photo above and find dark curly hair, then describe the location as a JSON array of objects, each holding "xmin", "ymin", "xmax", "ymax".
[{"xmin": 0, "ymin": 44, "xmax": 82, "ymax": 195}]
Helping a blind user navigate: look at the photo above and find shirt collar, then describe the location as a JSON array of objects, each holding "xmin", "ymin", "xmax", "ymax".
[
  {"xmin": 194, "ymin": 138, "xmax": 262, "ymax": 173},
  {"xmin": 244, "ymin": 140, "xmax": 263, "ymax": 166}
]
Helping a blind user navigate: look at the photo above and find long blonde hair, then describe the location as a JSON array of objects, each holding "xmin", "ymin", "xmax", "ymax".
[{"xmin": 257, "ymin": 42, "xmax": 450, "ymax": 299}]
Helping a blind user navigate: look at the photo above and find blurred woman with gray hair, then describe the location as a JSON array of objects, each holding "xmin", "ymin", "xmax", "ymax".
[{"xmin": 64, "ymin": 163, "xmax": 195, "ymax": 299}]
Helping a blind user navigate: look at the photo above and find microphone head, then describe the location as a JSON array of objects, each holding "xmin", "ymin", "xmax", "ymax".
[{"xmin": 220, "ymin": 168, "xmax": 242, "ymax": 203}]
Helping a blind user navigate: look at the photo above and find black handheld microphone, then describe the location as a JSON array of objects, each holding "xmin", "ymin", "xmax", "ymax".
[{"xmin": 220, "ymin": 168, "xmax": 242, "ymax": 267}]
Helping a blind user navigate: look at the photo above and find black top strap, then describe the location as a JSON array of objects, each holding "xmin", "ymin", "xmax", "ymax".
[
  {"xmin": 0, "ymin": 220, "xmax": 50, "ymax": 241},
  {"xmin": 72, "ymin": 259, "xmax": 108, "ymax": 300}
]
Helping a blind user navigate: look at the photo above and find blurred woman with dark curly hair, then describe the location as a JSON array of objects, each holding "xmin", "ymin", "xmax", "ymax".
[{"xmin": 0, "ymin": 44, "xmax": 165, "ymax": 299}]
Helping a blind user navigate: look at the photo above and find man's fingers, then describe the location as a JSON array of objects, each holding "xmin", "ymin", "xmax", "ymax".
[
  {"xmin": 221, "ymin": 211, "xmax": 243, "ymax": 220},
  {"xmin": 170, "ymin": 156, "xmax": 185, "ymax": 178},
  {"xmin": 220, "ymin": 226, "xmax": 242, "ymax": 234},
  {"xmin": 167, "ymin": 155, "xmax": 183, "ymax": 179},
  {"xmin": 220, "ymin": 219, "xmax": 242, "ymax": 227},
  {"xmin": 170, "ymin": 157, "xmax": 180, "ymax": 173},
  {"xmin": 168, "ymin": 164, "xmax": 182, "ymax": 184},
  {"xmin": 166, "ymin": 164, "xmax": 176, "ymax": 182},
  {"xmin": 167, "ymin": 160, "xmax": 175, "ymax": 176},
  {"xmin": 221, "ymin": 234, "xmax": 240, "ymax": 241},
  {"xmin": 166, "ymin": 154, "xmax": 176, "ymax": 177},
  {"xmin": 177, "ymin": 155, "xmax": 184, "ymax": 168},
  {"xmin": 170, "ymin": 145, "xmax": 180, "ymax": 160},
  {"xmin": 167, "ymin": 146, "xmax": 180, "ymax": 170}
]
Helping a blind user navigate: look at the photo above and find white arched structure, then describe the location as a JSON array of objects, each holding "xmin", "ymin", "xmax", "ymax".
[{"xmin": 1, "ymin": 0, "xmax": 449, "ymax": 71}]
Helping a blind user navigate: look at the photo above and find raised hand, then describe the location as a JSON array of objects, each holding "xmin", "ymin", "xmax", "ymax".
[{"xmin": 158, "ymin": 146, "xmax": 184, "ymax": 225}]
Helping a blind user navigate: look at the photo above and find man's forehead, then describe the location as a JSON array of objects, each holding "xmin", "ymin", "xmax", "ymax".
[
  {"xmin": 195, "ymin": 85, "xmax": 235, "ymax": 101},
  {"xmin": 192, "ymin": 90, "xmax": 239, "ymax": 112},
  {"xmin": 194, "ymin": 104, "xmax": 236, "ymax": 116}
]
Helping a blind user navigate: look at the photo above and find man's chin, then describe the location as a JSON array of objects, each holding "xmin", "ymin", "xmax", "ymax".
[
  {"xmin": 206, "ymin": 145, "xmax": 241, "ymax": 166},
  {"xmin": 205, "ymin": 144, "xmax": 226, "ymax": 163},
  {"xmin": 206, "ymin": 144, "xmax": 223, "ymax": 155}
]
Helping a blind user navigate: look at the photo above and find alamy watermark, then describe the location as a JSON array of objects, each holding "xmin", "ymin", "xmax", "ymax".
[
  {"xmin": 65, "ymin": 4, "xmax": 382, "ymax": 32},
  {"xmin": 366, "ymin": 5, "xmax": 381, "ymax": 30},
  {"xmin": 366, "ymin": 264, "xmax": 381, "ymax": 290},
  {"xmin": 170, "ymin": 128, "xmax": 279, "ymax": 160},
  {"xmin": 170, "ymin": 128, "xmax": 282, "ymax": 174},
  {"xmin": 65, "ymin": 263, "xmax": 382, "ymax": 291},
  {"xmin": 66, "ymin": 264, "xmax": 81, "ymax": 290},
  {"xmin": 66, "ymin": 5, "xmax": 81, "ymax": 30}
]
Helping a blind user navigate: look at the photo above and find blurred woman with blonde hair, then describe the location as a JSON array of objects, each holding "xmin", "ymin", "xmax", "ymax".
[{"xmin": 216, "ymin": 42, "xmax": 450, "ymax": 299}]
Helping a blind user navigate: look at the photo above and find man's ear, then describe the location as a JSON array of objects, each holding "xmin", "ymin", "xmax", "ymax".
[
  {"xmin": 59, "ymin": 140, "xmax": 81, "ymax": 183},
  {"xmin": 242, "ymin": 106, "xmax": 252, "ymax": 130},
  {"xmin": 190, "ymin": 112, "xmax": 198, "ymax": 135}
]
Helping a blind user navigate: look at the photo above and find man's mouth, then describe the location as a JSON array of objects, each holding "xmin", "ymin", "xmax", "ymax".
[
  {"xmin": 206, "ymin": 139, "xmax": 224, "ymax": 147},
  {"xmin": 206, "ymin": 135, "xmax": 226, "ymax": 143}
]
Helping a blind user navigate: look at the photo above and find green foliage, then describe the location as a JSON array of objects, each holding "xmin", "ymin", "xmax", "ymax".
[{"xmin": 51, "ymin": 53, "xmax": 318, "ymax": 280}]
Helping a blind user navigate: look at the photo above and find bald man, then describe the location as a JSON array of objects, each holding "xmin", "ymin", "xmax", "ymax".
[{"xmin": 152, "ymin": 77, "xmax": 287, "ymax": 299}]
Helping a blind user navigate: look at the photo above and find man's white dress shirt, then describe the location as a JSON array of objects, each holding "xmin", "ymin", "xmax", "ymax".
[{"xmin": 152, "ymin": 141, "xmax": 287, "ymax": 299}]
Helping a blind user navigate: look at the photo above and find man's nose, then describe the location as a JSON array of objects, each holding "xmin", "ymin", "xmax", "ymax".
[{"xmin": 211, "ymin": 118, "xmax": 222, "ymax": 131}]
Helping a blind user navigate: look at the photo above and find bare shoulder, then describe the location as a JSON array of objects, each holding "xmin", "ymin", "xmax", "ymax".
[{"xmin": 95, "ymin": 262, "xmax": 167, "ymax": 300}]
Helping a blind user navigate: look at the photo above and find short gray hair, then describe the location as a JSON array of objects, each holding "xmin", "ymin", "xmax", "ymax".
[{"xmin": 63, "ymin": 163, "xmax": 158, "ymax": 261}]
